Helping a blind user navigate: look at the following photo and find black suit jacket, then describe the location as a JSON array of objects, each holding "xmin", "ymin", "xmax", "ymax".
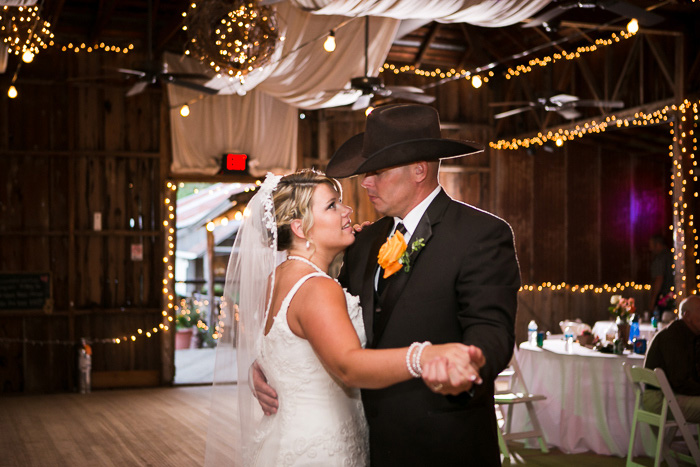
[{"xmin": 338, "ymin": 190, "xmax": 520, "ymax": 466}]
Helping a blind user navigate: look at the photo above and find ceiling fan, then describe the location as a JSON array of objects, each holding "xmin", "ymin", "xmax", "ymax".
[
  {"xmin": 114, "ymin": 0, "xmax": 217, "ymax": 97},
  {"xmin": 523, "ymin": 0, "xmax": 664, "ymax": 30},
  {"xmin": 490, "ymin": 93, "xmax": 624, "ymax": 120},
  {"xmin": 335, "ymin": 16, "xmax": 435, "ymax": 111}
]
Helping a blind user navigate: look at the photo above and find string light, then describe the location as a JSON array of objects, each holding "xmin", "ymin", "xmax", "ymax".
[
  {"xmin": 58, "ymin": 42, "xmax": 133, "ymax": 54},
  {"xmin": 7, "ymin": 85, "xmax": 17, "ymax": 98},
  {"xmin": 489, "ymin": 102, "xmax": 678, "ymax": 150},
  {"xmin": 503, "ymin": 29, "xmax": 636, "ymax": 81},
  {"xmin": 380, "ymin": 27, "xmax": 636, "ymax": 87},
  {"xmin": 180, "ymin": 104, "xmax": 190, "ymax": 117},
  {"xmin": 0, "ymin": 5, "xmax": 54, "ymax": 61},
  {"xmin": 471, "ymin": 75, "xmax": 483, "ymax": 89},
  {"xmin": 323, "ymin": 30, "xmax": 336, "ymax": 53},
  {"xmin": 520, "ymin": 282, "xmax": 650, "ymax": 293},
  {"xmin": 161, "ymin": 183, "xmax": 177, "ymax": 332}
]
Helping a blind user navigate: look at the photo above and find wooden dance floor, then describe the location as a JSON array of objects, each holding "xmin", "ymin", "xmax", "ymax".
[
  {"xmin": 0, "ymin": 386, "xmax": 232, "ymax": 466},
  {"xmin": 0, "ymin": 385, "xmax": 650, "ymax": 466}
]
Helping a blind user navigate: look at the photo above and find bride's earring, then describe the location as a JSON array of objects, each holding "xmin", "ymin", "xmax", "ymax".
[{"xmin": 305, "ymin": 240, "xmax": 310, "ymax": 249}]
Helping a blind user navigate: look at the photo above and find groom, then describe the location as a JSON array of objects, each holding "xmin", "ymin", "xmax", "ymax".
[{"xmin": 257, "ymin": 104, "xmax": 520, "ymax": 465}]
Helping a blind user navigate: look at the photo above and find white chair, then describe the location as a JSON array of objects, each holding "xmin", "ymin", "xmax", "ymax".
[
  {"xmin": 623, "ymin": 362, "xmax": 700, "ymax": 467},
  {"xmin": 494, "ymin": 349, "xmax": 548, "ymax": 457}
]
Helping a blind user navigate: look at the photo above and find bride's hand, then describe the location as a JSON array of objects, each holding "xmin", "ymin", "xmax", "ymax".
[
  {"xmin": 352, "ymin": 221, "xmax": 372, "ymax": 233},
  {"xmin": 420, "ymin": 344, "xmax": 485, "ymax": 395}
]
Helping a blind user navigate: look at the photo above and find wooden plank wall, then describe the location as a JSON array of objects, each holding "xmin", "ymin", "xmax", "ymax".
[
  {"xmin": 495, "ymin": 139, "xmax": 671, "ymax": 286},
  {"xmin": 0, "ymin": 49, "xmax": 167, "ymax": 393}
]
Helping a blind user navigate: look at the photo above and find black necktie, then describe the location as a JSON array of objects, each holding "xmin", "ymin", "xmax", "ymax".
[{"xmin": 376, "ymin": 222, "xmax": 407, "ymax": 296}]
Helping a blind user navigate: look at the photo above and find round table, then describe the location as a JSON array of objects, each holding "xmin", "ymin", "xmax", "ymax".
[{"xmin": 511, "ymin": 338, "xmax": 653, "ymax": 457}]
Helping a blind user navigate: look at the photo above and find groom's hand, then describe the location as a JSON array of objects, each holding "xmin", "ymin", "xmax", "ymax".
[
  {"xmin": 421, "ymin": 345, "xmax": 485, "ymax": 395},
  {"xmin": 252, "ymin": 361, "xmax": 279, "ymax": 415}
]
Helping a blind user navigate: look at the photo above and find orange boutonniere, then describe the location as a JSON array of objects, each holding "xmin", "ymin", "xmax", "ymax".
[{"xmin": 377, "ymin": 230, "xmax": 407, "ymax": 278}]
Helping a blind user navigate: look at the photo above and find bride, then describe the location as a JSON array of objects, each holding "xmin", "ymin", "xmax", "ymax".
[{"xmin": 212, "ymin": 169, "xmax": 479, "ymax": 466}]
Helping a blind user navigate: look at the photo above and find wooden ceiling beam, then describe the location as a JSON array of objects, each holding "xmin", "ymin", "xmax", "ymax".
[
  {"xmin": 89, "ymin": 0, "xmax": 118, "ymax": 45},
  {"xmin": 611, "ymin": 36, "xmax": 641, "ymax": 102},
  {"xmin": 644, "ymin": 34, "xmax": 675, "ymax": 91},
  {"xmin": 414, "ymin": 23, "xmax": 439, "ymax": 68},
  {"xmin": 575, "ymin": 55, "xmax": 603, "ymax": 103}
]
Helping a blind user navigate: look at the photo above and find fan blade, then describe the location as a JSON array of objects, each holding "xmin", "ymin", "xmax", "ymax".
[
  {"xmin": 599, "ymin": 0, "xmax": 664, "ymax": 26},
  {"xmin": 489, "ymin": 101, "xmax": 533, "ymax": 107},
  {"xmin": 557, "ymin": 108, "xmax": 582, "ymax": 119},
  {"xmin": 573, "ymin": 99, "xmax": 624, "ymax": 108},
  {"xmin": 352, "ymin": 94, "xmax": 373, "ymax": 111},
  {"xmin": 523, "ymin": 1, "xmax": 595, "ymax": 28},
  {"xmin": 389, "ymin": 90, "xmax": 436, "ymax": 104},
  {"xmin": 115, "ymin": 67, "xmax": 147, "ymax": 78},
  {"xmin": 162, "ymin": 72, "xmax": 212, "ymax": 81},
  {"xmin": 164, "ymin": 76, "xmax": 219, "ymax": 95},
  {"xmin": 126, "ymin": 81, "xmax": 149, "ymax": 97},
  {"xmin": 384, "ymin": 85, "xmax": 425, "ymax": 94},
  {"xmin": 494, "ymin": 107, "xmax": 533, "ymax": 119},
  {"xmin": 549, "ymin": 94, "xmax": 579, "ymax": 104}
]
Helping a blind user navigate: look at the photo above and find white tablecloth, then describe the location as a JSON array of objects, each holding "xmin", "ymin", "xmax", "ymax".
[
  {"xmin": 592, "ymin": 320, "xmax": 657, "ymax": 343},
  {"xmin": 511, "ymin": 338, "xmax": 654, "ymax": 457}
]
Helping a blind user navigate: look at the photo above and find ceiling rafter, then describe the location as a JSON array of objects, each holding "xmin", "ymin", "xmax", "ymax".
[
  {"xmin": 611, "ymin": 36, "xmax": 642, "ymax": 101},
  {"xmin": 414, "ymin": 23, "xmax": 440, "ymax": 68},
  {"xmin": 90, "ymin": 0, "xmax": 118, "ymax": 44},
  {"xmin": 644, "ymin": 34, "xmax": 675, "ymax": 91}
]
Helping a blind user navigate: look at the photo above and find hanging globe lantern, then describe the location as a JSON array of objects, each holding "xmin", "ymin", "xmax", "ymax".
[{"xmin": 183, "ymin": 1, "xmax": 281, "ymax": 79}]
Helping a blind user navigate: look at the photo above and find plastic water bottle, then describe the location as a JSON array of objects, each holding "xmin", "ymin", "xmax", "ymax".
[
  {"xmin": 528, "ymin": 320, "xmax": 538, "ymax": 346},
  {"xmin": 564, "ymin": 326, "xmax": 574, "ymax": 353},
  {"xmin": 651, "ymin": 311, "xmax": 659, "ymax": 329},
  {"xmin": 629, "ymin": 314, "xmax": 640, "ymax": 344}
]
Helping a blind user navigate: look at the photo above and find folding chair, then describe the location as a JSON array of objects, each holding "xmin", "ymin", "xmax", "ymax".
[
  {"xmin": 494, "ymin": 349, "xmax": 548, "ymax": 457},
  {"xmin": 623, "ymin": 362, "xmax": 700, "ymax": 467}
]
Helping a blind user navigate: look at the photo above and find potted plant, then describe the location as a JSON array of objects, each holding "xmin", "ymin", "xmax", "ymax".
[{"xmin": 175, "ymin": 305, "xmax": 199, "ymax": 350}]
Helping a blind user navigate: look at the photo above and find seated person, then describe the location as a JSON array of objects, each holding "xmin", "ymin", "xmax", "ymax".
[{"xmin": 643, "ymin": 296, "xmax": 700, "ymax": 422}]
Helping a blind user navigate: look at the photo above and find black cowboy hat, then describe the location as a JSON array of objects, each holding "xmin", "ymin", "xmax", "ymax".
[{"xmin": 326, "ymin": 103, "xmax": 484, "ymax": 178}]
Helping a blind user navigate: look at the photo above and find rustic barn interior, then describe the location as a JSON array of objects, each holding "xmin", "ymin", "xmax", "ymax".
[{"xmin": 1, "ymin": 1, "xmax": 700, "ymax": 460}]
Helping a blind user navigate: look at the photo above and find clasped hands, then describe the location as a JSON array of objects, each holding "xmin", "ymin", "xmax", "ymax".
[
  {"xmin": 420, "ymin": 343, "xmax": 485, "ymax": 396},
  {"xmin": 252, "ymin": 344, "xmax": 485, "ymax": 416}
]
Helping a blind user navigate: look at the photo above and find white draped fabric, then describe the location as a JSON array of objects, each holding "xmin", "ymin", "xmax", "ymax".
[
  {"xmin": 512, "ymin": 339, "xmax": 654, "ymax": 457},
  {"xmin": 290, "ymin": 0, "xmax": 551, "ymax": 27},
  {"xmin": 166, "ymin": 0, "xmax": 551, "ymax": 174}
]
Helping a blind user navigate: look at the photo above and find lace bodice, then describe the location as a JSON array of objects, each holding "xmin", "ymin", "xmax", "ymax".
[{"xmin": 250, "ymin": 273, "xmax": 369, "ymax": 466}]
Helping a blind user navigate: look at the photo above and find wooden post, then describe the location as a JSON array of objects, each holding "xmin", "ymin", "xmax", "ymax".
[{"xmin": 206, "ymin": 229, "xmax": 216, "ymax": 327}]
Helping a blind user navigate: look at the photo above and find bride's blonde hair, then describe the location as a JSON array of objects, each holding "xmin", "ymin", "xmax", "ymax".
[{"xmin": 273, "ymin": 169, "xmax": 342, "ymax": 251}]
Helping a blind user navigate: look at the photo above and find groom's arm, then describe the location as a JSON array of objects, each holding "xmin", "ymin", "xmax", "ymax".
[{"xmin": 252, "ymin": 361, "xmax": 279, "ymax": 415}]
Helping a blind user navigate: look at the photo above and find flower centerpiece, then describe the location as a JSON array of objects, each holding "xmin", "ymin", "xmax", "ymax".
[
  {"xmin": 608, "ymin": 295, "xmax": 635, "ymax": 320},
  {"xmin": 656, "ymin": 291, "xmax": 675, "ymax": 312},
  {"xmin": 608, "ymin": 295, "xmax": 635, "ymax": 346}
]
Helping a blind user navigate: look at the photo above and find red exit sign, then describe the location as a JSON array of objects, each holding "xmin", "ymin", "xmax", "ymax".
[{"xmin": 222, "ymin": 153, "xmax": 248, "ymax": 173}]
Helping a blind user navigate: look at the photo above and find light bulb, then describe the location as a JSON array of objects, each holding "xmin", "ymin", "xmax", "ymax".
[
  {"xmin": 365, "ymin": 106, "xmax": 374, "ymax": 117},
  {"xmin": 627, "ymin": 18, "xmax": 639, "ymax": 34},
  {"xmin": 8, "ymin": 85, "xmax": 17, "ymax": 98},
  {"xmin": 180, "ymin": 104, "xmax": 190, "ymax": 117},
  {"xmin": 21, "ymin": 50, "xmax": 34, "ymax": 63},
  {"xmin": 206, "ymin": 221, "xmax": 215, "ymax": 232},
  {"xmin": 555, "ymin": 138, "xmax": 564, "ymax": 147},
  {"xmin": 323, "ymin": 31, "xmax": 336, "ymax": 53},
  {"xmin": 471, "ymin": 75, "xmax": 482, "ymax": 88}
]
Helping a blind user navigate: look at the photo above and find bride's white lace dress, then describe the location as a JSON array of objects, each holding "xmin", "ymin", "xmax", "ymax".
[{"xmin": 249, "ymin": 272, "xmax": 369, "ymax": 466}]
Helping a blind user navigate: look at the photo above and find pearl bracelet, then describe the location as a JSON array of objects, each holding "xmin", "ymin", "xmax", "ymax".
[
  {"xmin": 406, "ymin": 342, "xmax": 421, "ymax": 377},
  {"xmin": 406, "ymin": 341, "xmax": 432, "ymax": 378},
  {"xmin": 413, "ymin": 341, "xmax": 432, "ymax": 376}
]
